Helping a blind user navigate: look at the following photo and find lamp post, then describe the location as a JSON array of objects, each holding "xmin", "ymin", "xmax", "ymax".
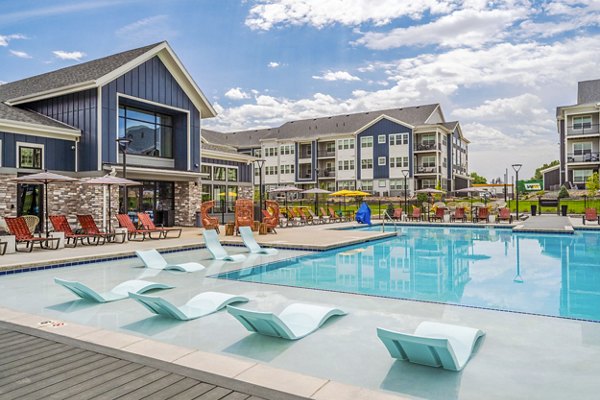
[
  {"xmin": 402, "ymin": 169, "xmax": 409, "ymax": 212},
  {"xmin": 253, "ymin": 159, "xmax": 266, "ymax": 216},
  {"xmin": 512, "ymin": 163, "xmax": 522, "ymax": 221},
  {"xmin": 314, "ymin": 167, "xmax": 320, "ymax": 213},
  {"xmin": 116, "ymin": 138, "xmax": 132, "ymax": 214}
]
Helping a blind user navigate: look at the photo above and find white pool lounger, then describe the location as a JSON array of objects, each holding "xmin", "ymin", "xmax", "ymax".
[
  {"xmin": 239, "ymin": 226, "xmax": 278, "ymax": 255},
  {"xmin": 54, "ymin": 278, "xmax": 172, "ymax": 303},
  {"xmin": 129, "ymin": 291, "xmax": 249, "ymax": 321},
  {"xmin": 135, "ymin": 249, "xmax": 206, "ymax": 272},
  {"xmin": 377, "ymin": 321, "xmax": 485, "ymax": 371},
  {"xmin": 227, "ymin": 303, "xmax": 346, "ymax": 340},
  {"xmin": 203, "ymin": 229, "xmax": 246, "ymax": 262}
]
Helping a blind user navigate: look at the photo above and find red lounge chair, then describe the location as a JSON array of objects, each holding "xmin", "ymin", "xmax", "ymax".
[
  {"xmin": 391, "ymin": 208, "xmax": 403, "ymax": 220},
  {"xmin": 329, "ymin": 207, "xmax": 346, "ymax": 222},
  {"xmin": 297, "ymin": 208, "xmax": 313, "ymax": 224},
  {"xmin": 49, "ymin": 215, "xmax": 97, "ymax": 247},
  {"xmin": 201, "ymin": 200, "xmax": 220, "ymax": 233},
  {"xmin": 262, "ymin": 200, "xmax": 279, "ymax": 233},
  {"xmin": 324, "ymin": 207, "xmax": 339, "ymax": 223},
  {"xmin": 583, "ymin": 208, "xmax": 600, "ymax": 225},
  {"xmin": 234, "ymin": 199, "xmax": 255, "ymax": 233},
  {"xmin": 287, "ymin": 208, "xmax": 304, "ymax": 226},
  {"xmin": 5, "ymin": 217, "xmax": 60, "ymax": 252},
  {"xmin": 498, "ymin": 208, "xmax": 513, "ymax": 223},
  {"xmin": 76, "ymin": 214, "xmax": 125, "ymax": 243},
  {"xmin": 407, "ymin": 207, "xmax": 422, "ymax": 221},
  {"xmin": 116, "ymin": 214, "xmax": 161, "ymax": 241},
  {"xmin": 137, "ymin": 212, "xmax": 182, "ymax": 239},
  {"xmin": 451, "ymin": 207, "xmax": 467, "ymax": 222},
  {"xmin": 474, "ymin": 207, "xmax": 490, "ymax": 223},
  {"xmin": 429, "ymin": 207, "xmax": 446, "ymax": 222}
]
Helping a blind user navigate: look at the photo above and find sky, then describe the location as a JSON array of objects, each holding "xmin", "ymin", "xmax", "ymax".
[{"xmin": 1, "ymin": 0, "xmax": 600, "ymax": 179}]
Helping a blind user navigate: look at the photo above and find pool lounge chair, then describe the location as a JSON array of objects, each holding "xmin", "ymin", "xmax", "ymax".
[
  {"xmin": 5, "ymin": 217, "xmax": 60, "ymax": 252},
  {"xmin": 203, "ymin": 229, "xmax": 246, "ymax": 262},
  {"xmin": 129, "ymin": 291, "xmax": 249, "ymax": 321},
  {"xmin": 262, "ymin": 200, "xmax": 280, "ymax": 233},
  {"xmin": 391, "ymin": 208, "xmax": 403, "ymax": 220},
  {"xmin": 77, "ymin": 214, "xmax": 125, "ymax": 243},
  {"xmin": 137, "ymin": 212, "xmax": 182, "ymax": 239},
  {"xmin": 407, "ymin": 207, "xmax": 422, "ymax": 222},
  {"xmin": 201, "ymin": 200, "xmax": 220, "ymax": 233},
  {"xmin": 323, "ymin": 207, "xmax": 338, "ymax": 223},
  {"xmin": 473, "ymin": 207, "xmax": 490, "ymax": 223},
  {"xmin": 135, "ymin": 249, "xmax": 206, "ymax": 272},
  {"xmin": 451, "ymin": 207, "xmax": 467, "ymax": 223},
  {"xmin": 117, "ymin": 214, "xmax": 162, "ymax": 241},
  {"xmin": 498, "ymin": 207, "xmax": 513, "ymax": 223},
  {"xmin": 583, "ymin": 208, "xmax": 600, "ymax": 225},
  {"xmin": 429, "ymin": 207, "xmax": 446, "ymax": 222},
  {"xmin": 234, "ymin": 199, "xmax": 254, "ymax": 233},
  {"xmin": 227, "ymin": 303, "xmax": 346, "ymax": 340},
  {"xmin": 49, "ymin": 215, "xmax": 98, "ymax": 247},
  {"xmin": 54, "ymin": 278, "xmax": 172, "ymax": 303},
  {"xmin": 239, "ymin": 226, "xmax": 278, "ymax": 255},
  {"xmin": 377, "ymin": 321, "xmax": 485, "ymax": 371}
]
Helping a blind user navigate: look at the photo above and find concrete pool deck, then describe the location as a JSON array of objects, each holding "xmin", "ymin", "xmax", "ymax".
[{"xmin": 2, "ymin": 222, "xmax": 600, "ymax": 399}]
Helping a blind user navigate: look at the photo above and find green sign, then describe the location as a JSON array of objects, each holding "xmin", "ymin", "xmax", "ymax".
[{"xmin": 517, "ymin": 179, "xmax": 543, "ymax": 193}]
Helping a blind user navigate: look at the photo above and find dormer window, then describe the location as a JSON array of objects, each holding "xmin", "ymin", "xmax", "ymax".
[{"xmin": 119, "ymin": 105, "xmax": 173, "ymax": 158}]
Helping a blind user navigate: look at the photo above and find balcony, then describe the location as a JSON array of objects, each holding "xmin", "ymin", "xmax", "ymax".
[
  {"xmin": 453, "ymin": 164, "xmax": 467, "ymax": 174},
  {"xmin": 567, "ymin": 152, "xmax": 600, "ymax": 163},
  {"xmin": 566, "ymin": 124, "xmax": 600, "ymax": 136},
  {"xmin": 415, "ymin": 165, "xmax": 440, "ymax": 174},
  {"xmin": 414, "ymin": 142, "xmax": 440, "ymax": 152},
  {"xmin": 317, "ymin": 150, "xmax": 336, "ymax": 158},
  {"xmin": 317, "ymin": 168, "xmax": 335, "ymax": 179}
]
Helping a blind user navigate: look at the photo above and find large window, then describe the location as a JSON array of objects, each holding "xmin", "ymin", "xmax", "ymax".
[
  {"xmin": 361, "ymin": 159, "xmax": 373, "ymax": 169},
  {"xmin": 573, "ymin": 116, "xmax": 592, "ymax": 130},
  {"xmin": 214, "ymin": 166, "xmax": 226, "ymax": 181},
  {"xmin": 573, "ymin": 169, "xmax": 593, "ymax": 184},
  {"xmin": 573, "ymin": 142, "xmax": 592, "ymax": 155},
  {"xmin": 227, "ymin": 167, "xmax": 238, "ymax": 182},
  {"xmin": 119, "ymin": 105, "xmax": 173, "ymax": 158},
  {"xmin": 18, "ymin": 144, "xmax": 43, "ymax": 169},
  {"xmin": 361, "ymin": 136, "xmax": 373, "ymax": 148}
]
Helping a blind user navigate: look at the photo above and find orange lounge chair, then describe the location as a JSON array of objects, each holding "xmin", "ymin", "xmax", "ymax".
[
  {"xmin": 498, "ymin": 208, "xmax": 513, "ymax": 223},
  {"xmin": 407, "ymin": 207, "xmax": 422, "ymax": 222},
  {"xmin": 583, "ymin": 208, "xmax": 600, "ymax": 225},
  {"xmin": 5, "ymin": 216, "xmax": 60, "ymax": 252},
  {"xmin": 391, "ymin": 208, "xmax": 403, "ymax": 220},
  {"xmin": 234, "ymin": 199, "xmax": 254, "ymax": 233},
  {"xmin": 474, "ymin": 207, "xmax": 490, "ymax": 223},
  {"xmin": 262, "ymin": 200, "xmax": 279, "ymax": 233},
  {"xmin": 116, "ymin": 214, "xmax": 162, "ymax": 241},
  {"xmin": 138, "ymin": 212, "xmax": 182, "ymax": 239},
  {"xmin": 323, "ymin": 207, "xmax": 339, "ymax": 223},
  {"xmin": 49, "ymin": 215, "xmax": 98, "ymax": 247},
  {"xmin": 201, "ymin": 200, "xmax": 220, "ymax": 233},
  {"xmin": 451, "ymin": 207, "xmax": 467, "ymax": 222},
  {"xmin": 297, "ymin": 208, "xmax": 313, "ymax": 224},
  {"xmin": 429, "ymin": 207, "xmax": 446, "ymax": 222},
  {"xmin": 76, "ymin": 214, "xmax": 125, "ymax": 243}
]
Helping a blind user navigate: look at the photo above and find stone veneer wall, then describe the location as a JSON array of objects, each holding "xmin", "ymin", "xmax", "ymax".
[
  {"xmin": 0, "ymin": 174, "xmax": 18, "ymax": 218},
  {"xmin": 174, "ymin": 181, "xmax": 202, "ymax": 226},
  {"xmin": 238, "ymin": 185, "xmax": 254, "ymax": 200}
]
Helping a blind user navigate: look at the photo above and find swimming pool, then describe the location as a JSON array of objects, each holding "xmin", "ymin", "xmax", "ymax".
[{"xmin": 217, "ymin": 226, "xmax": 600, "ymax": 322}]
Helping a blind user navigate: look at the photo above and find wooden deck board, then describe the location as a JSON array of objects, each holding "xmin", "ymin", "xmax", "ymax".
[{"xmin": 0, "ymin": 329, "xmax": 289, "ymax": 400}]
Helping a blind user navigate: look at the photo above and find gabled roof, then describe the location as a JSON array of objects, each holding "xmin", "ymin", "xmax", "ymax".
[
  {"xmin": 0, "ymin": 41, "xmax": 216, "ymax": 119},
  {"xmin": 202, "ymin": 128, "xmax": 272, "ymax": 148}
]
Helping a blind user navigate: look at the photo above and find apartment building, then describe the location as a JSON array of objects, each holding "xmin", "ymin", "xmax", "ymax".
[
  {"xmin": 547, "ymin": 79, "xmax": 600, "ymax": 190},
  {"xmin": 203, "ymin": 104, "xmax": 470, "ymax": 196}
]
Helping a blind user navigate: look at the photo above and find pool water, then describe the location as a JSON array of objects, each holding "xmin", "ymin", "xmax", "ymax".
[{"xmin": 217, "ymin": 226, "xmax": 600, "ymax": 322}]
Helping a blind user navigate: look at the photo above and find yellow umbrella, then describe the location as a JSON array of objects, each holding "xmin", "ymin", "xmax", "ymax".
[
  {"xmin": 218, "ymin": 191, "xmax": 238, "ymax": 197},
  {"xmin": 346, "ymin": 190, "xmax": 371, "ymax": 197},
  {"xmin": 329, "ymin": 189, "xmax": 354, "ymax": 196}
]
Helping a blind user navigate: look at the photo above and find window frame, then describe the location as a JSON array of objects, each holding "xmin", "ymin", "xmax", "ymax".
[
  {"xmin": 573, "ymin": 115, "xmax": 592, "ymax": 130},
  {"xmin": 378, "ymin": 134, "xmax": 386, "ymax": 144},
  {"xmin": 118, "ymin": 105, "xmax": 174, "ymax": 159},
  {"xmin": 573, "ymin": 169, "xmax": 593, "ymax": 183},
  {"xmin": 378, "ymin": 156, "xmax": 387, "ymax": 166},
  {"xmin": 16, "ymin": 142, "xmax": 44, "ymax": 169}
]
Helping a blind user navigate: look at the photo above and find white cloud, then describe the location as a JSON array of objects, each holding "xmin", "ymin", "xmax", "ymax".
[
  {"xmin": 115, "ymin": 15, "xmax": 177, "ymax": 44},
  {"xmin": 312, "ymin": 70, "xmax": 361, "ymax": 81},
  {"xmin": 52, "ymin": 50, "xmax": 86, "ymax": 61},
  {"xmin": 0, "ymin": 33, "xmax": 26, "ymax": 47},
  {"xmin": 224, "ymin": 87, "xmax": 251, "ymax": 100},
  {"xmin": 9, "ymin": 50, "xmax": 32, "ymax": 59},
  {"xmin": 268, "ymin": 61, "xmax": 280, "ymax": 68},
  {"xmin": 245, "ymin": 0, "xmax": 456, "ymax": 30},
  {"xmin": 355, "ymin": 7, "xmax": 528, "ymax": 49},
  {"xmin": 452, "ymin": 94, "xmax": 548, "ymax": 121}
]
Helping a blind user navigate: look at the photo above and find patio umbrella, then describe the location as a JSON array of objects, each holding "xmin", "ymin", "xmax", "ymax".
[
  {"xmin": 12, "ymin": 170, "xmax": 78, "ymax": 235},
  {"xmin": 269, "ymin": 185, "xmax": 302, "ymax": 215},
  {"xmin": 301, "ymin": 188, "xmax": 332, "ymax": 213},
  {"xmin": 82, "ymin": 175, "xmax": 141, "ymax": 231},
  {"xmin": 415, "ymin": 188, "xmax": 446, "ymax": 219}
]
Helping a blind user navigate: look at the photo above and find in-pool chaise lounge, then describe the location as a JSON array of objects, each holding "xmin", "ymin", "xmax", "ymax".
[
  {"xmin": 129, "ymin": 291, "xmax": 249, "ymax": 321},
  {"xmin": 377, "ymin": 321, "xmax": 485, "ymax": 371},
  {"xmin": 54, "ymin": 278, "xmax": 172, "ymax": 303},
  {"xmin": 136, "ymin": 249, "xmax": 206, "ymax": 272},
  {"xmin": 227, "ymin": 303, "xmax": 346, "ymax": 340},
  {"xmin": 203, "ymin": 229, "xmax": 246, "ymax": 262},
  {"xmin": 239, "ymin": 226, "xmax": 278, "ymax": 255}
]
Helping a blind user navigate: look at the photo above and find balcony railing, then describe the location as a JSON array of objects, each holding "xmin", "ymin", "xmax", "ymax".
[
  {"xmin": 317, "ymin": 168, "xmax": 335, "ymax": 178},
  {"xmin": 567, "ymin": 152, "xmax": 600, "ymax": 163},
  {"xmin": 317, "ymin": 150, "xmax": 336, "ymax": 158},
  {"xmin": 415, "ymin": 142, "xmax": 440, "ymax": 151},
  {"xmin": 416, "ymin": 165, "xmax": 439, "ymax": 174},
  {"xmin": 566, "ymin": 124, "xmax": 600, "ymax": 136}
]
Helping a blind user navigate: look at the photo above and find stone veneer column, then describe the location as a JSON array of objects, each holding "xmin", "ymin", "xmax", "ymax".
[
  {"xmin": 47, "ymin": 182, "xmax": 110, "ymax": 227},
  {"xmin": 0, "ymin": 174, "xmax": 18, "ymax": 218},
  {"xmin": 238, "ymin": 185, "xmax": 254, "ymax": 200},
  {"xmin": 174, "ymin": 181, "xmax": 202, "ymax": 226}
]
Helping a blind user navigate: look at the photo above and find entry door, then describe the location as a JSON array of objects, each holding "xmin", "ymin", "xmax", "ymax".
[{"xmin": 17, "ymin": 184, "xmax": 43, "ymax": 232}]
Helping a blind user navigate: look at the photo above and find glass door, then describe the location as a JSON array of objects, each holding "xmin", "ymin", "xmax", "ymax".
[{"xmin": 17, "ymin": 184, "xmax": 43, "ymax": 232}]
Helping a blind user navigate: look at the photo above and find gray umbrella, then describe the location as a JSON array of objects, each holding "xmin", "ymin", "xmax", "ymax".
[
  {"xmin": 12, "ymin": 170, "xmax": 78, "ymax": 235},
  {"xmin": 301, "ymin": 188, "xmax": 332, "ymax": 213},
  {"xmin": 82, "ymin": 175, "xmax": 141, "ymax": 231},
  {"xmin": 269, "ymin": 186, "xmax": 302, "ymax": 214}
]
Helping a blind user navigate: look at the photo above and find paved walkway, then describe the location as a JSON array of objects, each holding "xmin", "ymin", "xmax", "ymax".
[{"xmin": 513, "ymin": 215, "xmax": 574, "ymax": 233}]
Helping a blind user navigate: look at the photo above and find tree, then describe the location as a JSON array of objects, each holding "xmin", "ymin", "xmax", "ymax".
[
  {"xmin": 469, "ymin": 172, "xmax": 487, "ymax": 184},
  {"xmin": 533, "ymin": 160, "xmax": 559, "ymax": 180},
  {"xmin": 586, "ymin": 172, "xmax": 600, "ymax": 195},
  {"xmin": 558, "ymin": 185, "xmax": 569, "ymax": 199}
]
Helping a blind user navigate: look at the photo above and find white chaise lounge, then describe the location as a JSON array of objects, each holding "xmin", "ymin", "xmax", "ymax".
[
  {"xmin": 136, "ymin": 249, "xmax": 206, "ymax": 272},
  {"xmin": 203, "ymin": 229, "xmax": 246, "ymax": 262},
  {"xmin": 377, "ymin": 321, "xmax": 485, "ymax": 371},
  {"xmin": 227, "ymin": 303, "xmax": 346, "ymax": 340},
  {"xmin": 239, "ymin": 226, "xmax": 278, "ymax": 255},
  {"xmin": 54, "ymin": 278, "xmax": 172, "ymax": 303}
]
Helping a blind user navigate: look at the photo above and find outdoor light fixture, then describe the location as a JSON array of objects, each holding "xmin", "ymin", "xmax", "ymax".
[{"xmin": 512, "ymin": 163, "xmax": 522, "ymax": 221}]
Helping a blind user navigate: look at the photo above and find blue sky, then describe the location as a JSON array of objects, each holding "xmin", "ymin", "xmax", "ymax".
[{"xmin": 2, "ymin": 0, "xmax": 600, "ymax": 179}]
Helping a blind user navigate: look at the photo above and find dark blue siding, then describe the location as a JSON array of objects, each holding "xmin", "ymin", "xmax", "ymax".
[
  {"xmin": 447, "ymin": 132, "xmax": 453, "ymax": 181},
  {"xmin": 102, "ymin": 56, "xmax": 202, "ymax": 172},
  {"xmin": 202, "ymin": 157, "xmax": 252, "ymax": 183},
  {"xmin": 357, "ymin": 118, "xmax": 411, "ymax": 180},
  {"xmin": 26, "ymin": 89, "xmax": 96, "ymax": 171},
  {"xmin": 0, "ymin": 131, "xmax": 75, "ymax": 171}
]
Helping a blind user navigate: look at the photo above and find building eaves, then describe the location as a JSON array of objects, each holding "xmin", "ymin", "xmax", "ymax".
[{"xmin": 0, "ymin": 103, "xmax": 79, "ymax": 131}]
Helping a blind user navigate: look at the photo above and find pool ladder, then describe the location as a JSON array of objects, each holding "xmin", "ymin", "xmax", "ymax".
[{"xmin": 382, "ymin": 211, "xmax": 398, "ymax": 234}]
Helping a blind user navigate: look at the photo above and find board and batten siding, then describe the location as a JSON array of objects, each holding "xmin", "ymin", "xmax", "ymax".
[
  {"xmin": 26, "ymin": 89, "xmax": 96, "ymax": 171},
  {"xmin": 102, "ymin": 56, "xmax": 202, "ymax": 172},
  {"xmin": 0, "ymin": 131, "xmax": 75, "ymax": 171}
]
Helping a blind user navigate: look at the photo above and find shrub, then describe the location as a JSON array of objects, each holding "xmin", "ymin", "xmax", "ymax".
[
  {"xmin": 417, "ymin": 193, "xmax": 428, "ymax": 205},
  {"xmin": 558, "ymin": 185, "xmax": 570, "ymax": 199}
]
